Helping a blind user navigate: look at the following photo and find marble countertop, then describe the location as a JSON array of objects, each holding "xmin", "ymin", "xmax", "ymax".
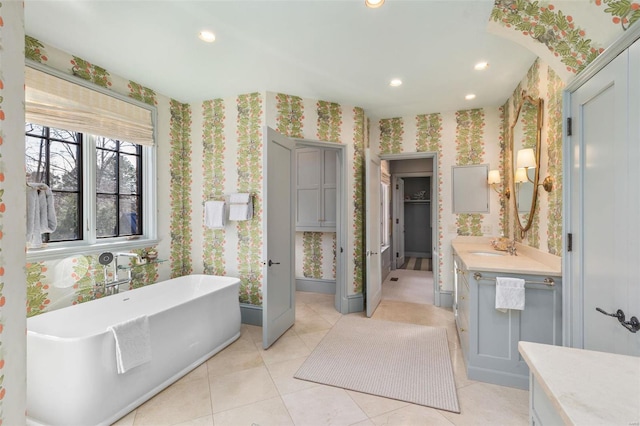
[
  {"xmin": 519, "ymin": 341, "xmax": 640, "ymax": 425},
  {"xmin": 452, "ymin": 236, "xmax": 561, "ymax": 276}
]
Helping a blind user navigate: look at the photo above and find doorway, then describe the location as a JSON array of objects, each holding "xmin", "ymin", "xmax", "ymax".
[
  {"xmin": 379, "ymin": 153, "xmax": 439, "ymax": 306},
  {"xmin": 294, "ymin": 140, "xmax": 348, "ymax": 314}
]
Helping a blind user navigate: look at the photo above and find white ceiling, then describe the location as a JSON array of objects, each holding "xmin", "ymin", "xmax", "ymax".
[{"xmin": 24, "ymin": 0, "xmax": 537, "ymax": 120}]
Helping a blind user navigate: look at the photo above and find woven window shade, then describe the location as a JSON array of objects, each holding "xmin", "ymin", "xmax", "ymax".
[{"xmin": 25, "ymin": 67, "xmax": 154, "ymax": 146}]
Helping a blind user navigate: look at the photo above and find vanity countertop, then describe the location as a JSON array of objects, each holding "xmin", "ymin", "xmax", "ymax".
[
  {"xmin": 452, "ymin": 236, "xmax": 561, "ymax": 276},
  {"xmin": 519, "ymin": 341, "xmax": 640, "ymax": 425}
]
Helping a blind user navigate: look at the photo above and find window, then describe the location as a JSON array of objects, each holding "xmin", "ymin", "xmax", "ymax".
[
  {"xmin": 25, "ymin": 123, "xmax": 155, "ymax": 257},
  {"xmin": 25, "ymin": 64, "xmax": 157, "ymax": 260},
  {"xmin": 26, "ymin": 123, "xmax": 83, "ymax": 242},
  {"xmin": 95, "ymin": 136, "xmax": 142, "ymax": 238}
]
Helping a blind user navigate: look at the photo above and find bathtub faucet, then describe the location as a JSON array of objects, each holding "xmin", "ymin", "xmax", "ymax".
[{"xmin": 107, "ymin": 252, "xmax": 141, "ymax": 294}]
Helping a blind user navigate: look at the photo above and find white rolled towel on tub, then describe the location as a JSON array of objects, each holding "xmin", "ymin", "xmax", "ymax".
[
  {"xmin": 108, "ymin": 315, "xmax": 152, "ymax": 374},
  {"xmin": 495, "ymin": 277, "xmax": 525, "ymax": 312}
]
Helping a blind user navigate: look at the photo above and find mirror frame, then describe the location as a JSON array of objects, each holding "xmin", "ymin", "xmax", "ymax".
[{"xmin": 510, "ymin": 93, "xmax": 543, "ymax": 237}]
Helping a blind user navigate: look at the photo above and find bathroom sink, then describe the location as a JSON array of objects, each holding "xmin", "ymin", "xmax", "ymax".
[{"xmin": 469, "ymin": 251, "xmax": 505, "ymax": 257}]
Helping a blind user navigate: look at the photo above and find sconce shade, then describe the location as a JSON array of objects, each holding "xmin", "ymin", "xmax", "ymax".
[
  {"xmin": 516, "ymin": 148, "xmax": 536, "ymax": 169},
  {"xmin": 514, "ymin": 167, "xmax": 528, "ymax": 183},
  {"xmin": 488, "ymin": 169, "xmax": 501, "ymax": 185},
  {"xmin": 365, "ymin": 0, "xmax": 385, "ymax": 7}
]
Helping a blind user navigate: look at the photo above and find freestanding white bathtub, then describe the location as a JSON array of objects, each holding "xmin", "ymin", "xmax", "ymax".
[{"xmin": 27, "ymin": 274, "xmax": 241, "ymax": 426}]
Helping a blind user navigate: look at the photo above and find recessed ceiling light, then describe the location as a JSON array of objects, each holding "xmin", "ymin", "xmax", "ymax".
[
  {"xmin": 474, "ymin": 61, "xmax": 489, "ymax": 71},
  {"xmin": 390, "ymin": 79, "xmax": 403, "ymax": 87},
  {"xmin": 365, "ymin": 0, "xmax": 385, "ymax": 8},
  {"xmin": 465, "ymin": 94, "xmax": 476, "ymax": 100},
  {"xmin": 198, "ymin": 31, "xmax": 216, "ymax": 43}
]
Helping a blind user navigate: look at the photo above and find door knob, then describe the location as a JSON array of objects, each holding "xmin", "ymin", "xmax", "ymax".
[{"xmin": 268, "ymin": 260, "xmax": 280, "ymax": 267}]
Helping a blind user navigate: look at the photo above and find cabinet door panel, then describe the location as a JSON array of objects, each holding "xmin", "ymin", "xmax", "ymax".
[
  {"xmin": 296, "ymin": 149, "xmax": 320, "ymax": 186},
  {"xmin": 323, "ymin": 150, "xmax": 337, "ymax": 185},
  {"xmin": 297, "ymin": 189, "xmax": 320, "ymax": 226},
  {"xmin": 520, "ymin": 287, "xmax": 559, "ymax": 348},
  {"xmin": 476, "ymin": 283, "xmax": 511, "ymax": 359},
  {"xmin": 323, "ymin": 187, "xmax": 337, "ymax": 226}
]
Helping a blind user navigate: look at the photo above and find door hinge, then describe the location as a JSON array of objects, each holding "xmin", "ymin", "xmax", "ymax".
[
  {"xmin": 566, "ymin": 117, "xmax": 572, "ymax": 136},
  {"xmin": 567, "ymin": 233, "xmax": 573, "ymax": 252},
  {"xmin": 340, "ymin": 247, "xmax": 344, "ymax": 253},
  {"xmin": 395, "ymin": 184, "xmax": 399, "ymax": 190},
  {"xmin": 395, "ymin": 218, "xmax": 399, "ymax": 224},
  {"xmin": 396, "ymin": 252, "xmax": 399, "ymax": 258}
]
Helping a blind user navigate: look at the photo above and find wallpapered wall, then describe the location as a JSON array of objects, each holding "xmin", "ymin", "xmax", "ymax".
[
  {"xmin": 370, "ymin": 58, "xmax": 564, "ymax": 292},
  {"xmin": 23, "ymin": 37, "xmax": 176, "ymax": 314},
  {"xmin": 502, "ymin": 58, "xmax": 565, "ymax": 254},
  {"xmin": 1, "ymin": 1, "xmax": 636, "ymax": 423},
  {"xmin": 266, "ymin": 93, "xmax": 366, "ymax": 294},
  {"xmin": 188, "ymin": 92, "xmax": 365, "ymax": 300},
  {"xmin": 0, "ymin": 3, "xmax": 27, "ymax": 422},
  {"xmin": 371, "ymin": 109, "xmax": 503, "ymax": 292},
  {"xmin": 19, "ymin": 0, "xmax": 635, "ymax": 314}
]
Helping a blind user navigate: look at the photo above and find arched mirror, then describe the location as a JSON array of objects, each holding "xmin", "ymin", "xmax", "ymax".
[{"xmin": 510, "ymin": 93, "xmax": 543, "ymax": 237}]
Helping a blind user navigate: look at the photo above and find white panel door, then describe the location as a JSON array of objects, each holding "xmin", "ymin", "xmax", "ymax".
[
  {"xmin": 263, "ymin": 127, "xmax": 296, "ymax": 349},
  {"xmin": 365, "ymin": 149, "xmax": 382, "ymax": 317},
  {"xmin": 569, "ymin": 42, "xmax": 640, "ymax": 355}
]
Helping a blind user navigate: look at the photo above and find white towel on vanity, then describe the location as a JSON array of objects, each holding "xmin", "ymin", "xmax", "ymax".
[
  {"xmin": 108, "ymin": 315, "xmax": 152, "ymax": 374},
  {"xmin": 495, "ymin": 277, "xmax": 525, "ymax": 312},
  {"xmin": 204, "ymin": 200, "xmax": 226, "ymax": 229}
]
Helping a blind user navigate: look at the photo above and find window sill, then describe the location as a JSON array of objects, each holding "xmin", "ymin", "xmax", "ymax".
[{"xmin": 26, "ymin": 238, "xmax": 159, "ymax": 262}]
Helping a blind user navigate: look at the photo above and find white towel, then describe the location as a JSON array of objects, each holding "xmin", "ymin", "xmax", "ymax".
[
  {"xmin": 108, "ymin": 315, "xmax": 152, "ymax": 374},
  {"xmin": 228, "ymin": 193, "xmax": 253, "ymax": 221},
  {"xmin": 26, "ymin": 183, "xmax": 57, "ymax": 248},
  {"xmin": 38, "ymin": 187, "xmax": 57, "ymax": 233},
  {"xmin": 229, "ymin": 193, "xmax": 251, "ymax": 204},
  {"xmin": 204, "ymin": 200, "xmax": 226, "ymax": 229},
  {"xmin": 495, "ymin": 277, "xmax": 525, "ymax": 312},
  {"xmin": 26, "ymin": 186, "xmax": 42, "ymax": 248},
  {"xmin": 229, "ymin": 201, "xmax": 253, "ymax": 221}
]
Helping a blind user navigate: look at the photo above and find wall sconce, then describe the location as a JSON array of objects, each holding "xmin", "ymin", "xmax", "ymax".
[
  {"xmin": 488, "ymin": 169, "xmax": 510, "ymax": 199},
  {"xmin": 516, "ymin": 148, "xmax": 553, "ymax": 192},
  {"xmin": 365, "ymin": 0, "xmax": 385, "ymax": 8}
]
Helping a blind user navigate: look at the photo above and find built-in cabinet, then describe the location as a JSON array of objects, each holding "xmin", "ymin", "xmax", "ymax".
[
  {"xmin": 295, "ymin": 147, "xmax": 337, "ymax": 231},
  {"xmin": 453, "ymin": 249, "xmax": 562, "ymax": 389}
]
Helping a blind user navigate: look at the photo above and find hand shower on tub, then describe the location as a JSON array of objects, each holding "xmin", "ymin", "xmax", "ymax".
[{"xmin": 98, "ymin": 252, "xmax": 141, "ymax": 294}]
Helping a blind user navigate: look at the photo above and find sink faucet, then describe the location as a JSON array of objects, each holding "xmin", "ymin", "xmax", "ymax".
[{"xmin": 507, "ymin": 240, "xmax": 518, "ymax": 256}]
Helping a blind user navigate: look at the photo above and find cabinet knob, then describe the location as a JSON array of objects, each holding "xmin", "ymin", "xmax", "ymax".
[
  {"xmin": 460, "ymin": 295, "xmax": 465, "ymax": 300},
  {"xmin": 460, "ymin": 327, "xmax": 467, "ymax": 332}
]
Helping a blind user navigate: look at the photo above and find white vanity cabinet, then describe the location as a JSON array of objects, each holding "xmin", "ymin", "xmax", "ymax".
[
  {"xmin": 295, "ymin": 147, "xmax": 337, "ymax": 231},
  {"xmin": 453, "ymin": 242, "xmax": 562, "ymax": 389}
]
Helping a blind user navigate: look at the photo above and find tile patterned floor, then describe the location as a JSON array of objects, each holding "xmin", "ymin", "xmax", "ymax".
[{"xmin": 113, "ymin": 281, "xmax": 529, "ymax": 426}]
